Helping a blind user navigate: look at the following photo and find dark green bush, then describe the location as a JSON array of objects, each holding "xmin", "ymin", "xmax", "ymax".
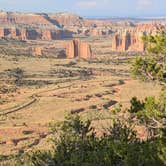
[
  {"xmin": 131, "ymin": 32, "xmax": 166, "ymax": 83},
  {"xmin": 16, "ymin": 113, "xmax": 166, "ymax": 166},
  {"xmin": 129, "ymin": 97, "xmax": 144, "ymax": 113},
  {"xmin": 6, "ymin": 68, "xmax": 25, "ymax": 86}
]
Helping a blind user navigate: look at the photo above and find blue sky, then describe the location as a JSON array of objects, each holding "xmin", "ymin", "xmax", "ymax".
[{"xmin": 0, "ymin": 0, "xmax": 165, "ymax": 18}]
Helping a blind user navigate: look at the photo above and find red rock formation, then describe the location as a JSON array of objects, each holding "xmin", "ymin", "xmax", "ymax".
[
  {"xmin": 0, "ymin": 11, "xmax": 166, "ymax": 42},
  {"xmin": 0, "ymin": 28, "xmax": 4, "ymax": 37},
  {"xmin": 48, "ymin": 13, "xmax": 114, "ymax": 37},
  {"xmin": 19, "ymin": 29, "xmax": 27, "ymax": 40},
  {"xmin": 0, "ymin": 27, "xmax": 73, "ymax": 40},
  {"xmin": 0, "ymin": 12, "xmax": 73, "ymax": 40},
  {"xmin": 49, "ymin": 13, "xmax": 132, "ymax": 28},
  {"xmin": 0, "ymin": 12, "xmax": 55, "ymax": 26},
  {"xmin": 112, "ymin": 31, "xmax": 145, "ymax": 52},
  {"xmin": 41, "ymin": 30, "xmax": 52, "ymax": 40},
  {"xmin": 32, "ymin": 47, "xmax": 43, "ymax": 56},
  {"xmin": 112, "ymin": 24, "xmax": 166, "ymax": 52},
  {"xmin": 66, "ymin": 39, "xmax": 93, "ymax": 59},
  {"xmin": 89, "ymin": 28, "xmax": 112, "ymax": 36},
  {"xmin": 8, "ymin": 28, "xmax": 20, "ymax": 39},
  {"xmin": 49, "ymin": 13, "xmax": 86, "ymax": 27},
  {"xmin": 66, "ymin": 40, "xmax": 75, "ymax": 58}
]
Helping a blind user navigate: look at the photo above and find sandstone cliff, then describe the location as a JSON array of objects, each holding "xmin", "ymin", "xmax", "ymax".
[
  {"xmin": 0, "ymin": 11, "xmax": 73, "ymax": 40},
  {"xmin": 0, "ymin": 12, "xmax": 115, "ymax": 40},
  {"xmin": 0, "ymin": 11, "xmax": 166, "ymax": 43},
  {"xmin": 111, "ymin": 24, "xmax": 166, "ymax": 52},
  {"xmin": 48, "ymin": 13, "xmax": 115, "ymax": 37},
  {"xmin": 66, "ymin": 39, "xmax": 93, "ymax": 59},
  {"xmin": 0, "ymin": 27, "xmax": 73, "ymax": 40},
  {"xmin": 112, "ymin": 30, "xmax": 145, "ymax": 52}
]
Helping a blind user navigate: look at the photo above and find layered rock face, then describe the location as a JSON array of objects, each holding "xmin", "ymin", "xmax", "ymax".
[
  {"xmin": 0, "ymin": 12, "xmax": 114, "ymax": 40},
  {"xmin": 0, "ymin": 11, "xmax": 166, "ymax": 44},
  {"xmin": 0, "ymin": 12, "xmax": 55, "ymax": 25},
  {"xmin": 0, "ymin": 27, "xmax": 72, "ymax": 40},
  {"xmin": 48, "ymin": 13, "xmax": 116, "ymax": 37},
  {"xmin": 112, "ymin": 24, "xmax": 166, "ymax": 52},
  {"xmin": 2, "ymin": 11, "xmax": 162, "ymax": 42},
  {"xmin": 66, "ymin": 39, "xmax": 93, "ymax": 59},
  {"xmin": 112, "ymin": 31, "xmax": 145, "ymax": 52},
  {"xmin": 0, "ymin": 12, "xmax": 73, "ymax": 40}
]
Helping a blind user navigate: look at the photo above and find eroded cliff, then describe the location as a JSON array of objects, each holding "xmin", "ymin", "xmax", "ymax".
[
  {"xmin": 111, "ymin": 24, "xmax": 166, "ymax": 52},
  {"xmin": 66, "ymin": 39, "xmax": 93, "ymax": 59}
]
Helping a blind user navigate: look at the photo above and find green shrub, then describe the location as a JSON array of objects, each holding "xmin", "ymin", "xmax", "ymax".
[
  {"xmin": 16, "ymin": 113, "xmax": 166, "ymax": 166},
  {"xmin": 129, "ymin": 97, "xmax": 144, "ymax": 113},
  {"xmin": 6, "ymin": 68, "xmax": 25, "ymax": 86},
  {"xmin": 131, "ymin": 32, "xmax": 166, "ymax": 83}
]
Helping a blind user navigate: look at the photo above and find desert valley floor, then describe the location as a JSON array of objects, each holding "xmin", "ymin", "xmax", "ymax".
[{"xmin": 0, "ymin": 38, "xmax": 162, "ymax": 157}]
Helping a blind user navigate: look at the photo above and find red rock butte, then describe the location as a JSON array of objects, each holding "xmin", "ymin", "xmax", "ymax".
[
  {"xmin": 111, "ymin": 24, "xmax": 166, "ymax": 52},
  {"xmin": 112, "ymin": 30, "xmax": 145, "ymax": 52},
  {"xmin": 66, "ymin": 39, "xmax": 93, "ymax": 59}
]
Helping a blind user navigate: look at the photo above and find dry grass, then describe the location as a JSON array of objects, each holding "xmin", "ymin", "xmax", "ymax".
[{"xmin": 0, "ymin": 38, "xmax": 162, "ymax": 156}]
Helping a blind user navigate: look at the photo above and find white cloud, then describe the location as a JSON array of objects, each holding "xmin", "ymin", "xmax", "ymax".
[
  {"xmin": 74, "ymin": 0, "xmax": 111, "ymax": 10},
  {"xmin": 137, "ymin": 0, "xmax": 153, "ymax": 9},
  {"xmin": 75, "ymin": 1, "xmax": 97, "ymax": 9}
]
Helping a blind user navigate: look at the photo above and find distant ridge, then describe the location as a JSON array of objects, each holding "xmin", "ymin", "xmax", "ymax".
[{"xmin": 0, "ymin": 11, "xmax": 165, "ymax": 41}]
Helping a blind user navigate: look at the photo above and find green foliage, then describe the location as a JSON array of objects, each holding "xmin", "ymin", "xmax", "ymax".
[
  {"xmin": 131, "ymin": 32, "xmax": 166, "ymax": 83},
  {"xmin": 0, "ymin": 155, "xmax": 6, "ymax": 161},
  {"xmin": 16, "ymin": 114, "xmax": 166, "ymax": 166},
  {"xmin": 128, "ymin": 91, "xmax": 166, "ymax": 138},
  {"xmin": 131, "ymin": 56, "xmax": 166, "ymax": 82},
  {"xmin": 129, "ymin": 97, "xmax": 144, "ymax": 113},
  {"xmin": 0, "ymin": 85, "xmax": 17, "ymax": 94},
  {"xmin": 6, "ymin": 68, "xmax": 25, "ymax": 86},
  {"xmin": 0, "ymin": 98, "xmax": 8, "ymax": 105},
  {"xmin": 15, "ymin": 151, "xmax": 55, "ymax": 166},
  {"xmin": 142, "ymin": 32, "xmax": 166, "ymax": 55},
  {"xmin": 79, "ymin": 69, "xmax": 93, "ymax": 80}
]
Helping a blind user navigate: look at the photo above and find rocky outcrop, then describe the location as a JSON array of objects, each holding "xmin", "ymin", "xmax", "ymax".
[
  {"xmin": 112, "ymin": 31, "xmax": 145, "ymax": 52},
  {"xmin": 49, "ymin": 13, "xmax": 86, "ymax": 27},
  {"xmin": 82, "ymin": 28, "xmax": 112, "ymax": 36},
  {"xmin": 0, "ymin": 11, "xmax": 59, "ymax": 26},
  {"xmin": 0, "ymin": 11, "xmax": 73, "ymax": 40},
  {"xmin": 31, "ymin": 47, "xmax": 43, "ymax": 56},
  {"xmin": 49, "ymin": 13, "xmax": 132, "ymax": 29},
  {"xmin": 66, "ymin": 39, "xmax": 93, "ymax": 59},
  {"xmin": 0, "ymin": 27, "xmax": 73, "ymax": 40},
  {"xmin": 48, "ymin": 13, "xmax": 114, "ymax": 37},
  {"xmin": 112, "ymin": 24, "xmax": 166, "ymax": 52},
  {"xmin": 41, "ymin": 30, "xmax": 52, "ymax": 40},
  {"xmin": 0, "ymin": 11, "xmax": 166, "ymax": 42}
]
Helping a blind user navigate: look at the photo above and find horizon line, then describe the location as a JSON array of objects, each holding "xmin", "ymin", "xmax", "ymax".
[{"xmin": 0, "ymin": 10, "xmax": 166, "ymax": 20}]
